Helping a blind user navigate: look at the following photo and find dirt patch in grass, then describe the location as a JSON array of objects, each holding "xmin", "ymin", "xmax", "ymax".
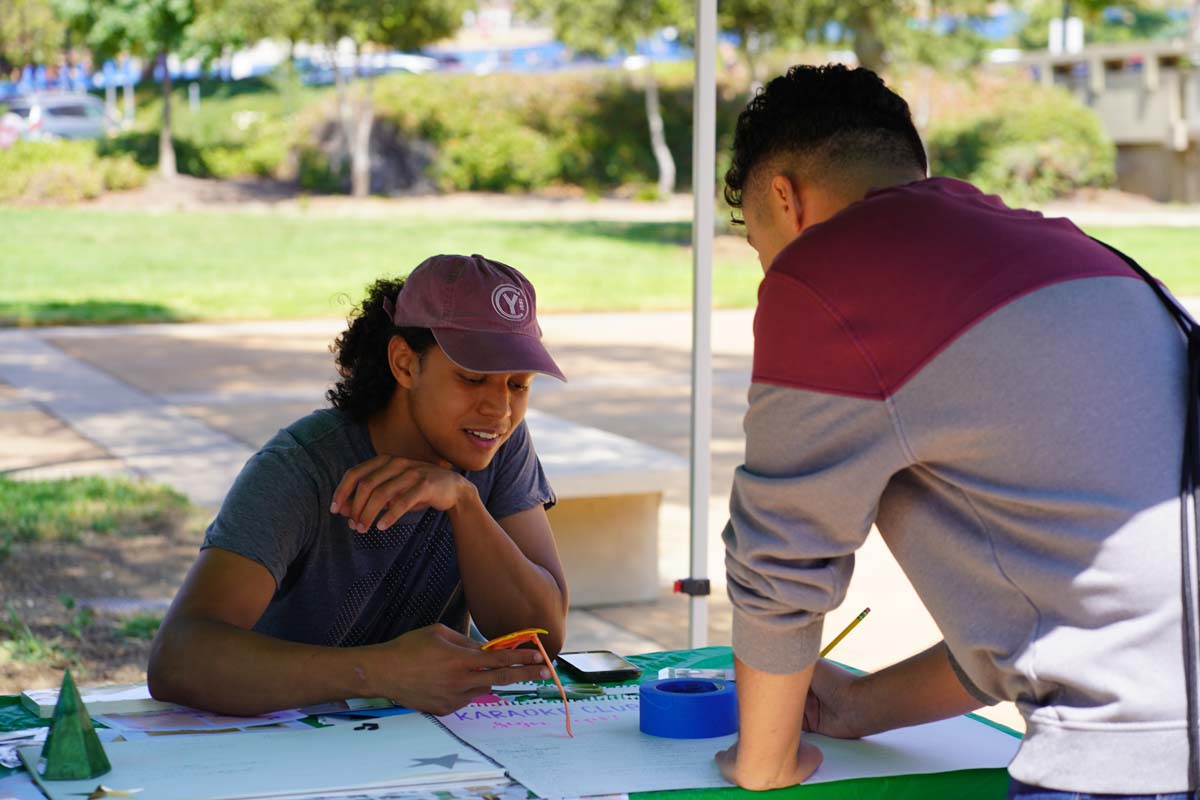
[{"xmin": 0, "ymin": 478, "xmax": 205, "ymax": 695}]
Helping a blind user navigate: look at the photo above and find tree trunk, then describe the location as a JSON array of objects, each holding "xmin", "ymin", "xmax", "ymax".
[
  {"xmin": 332, "ymin": 43, "xmax": 352, "ymax": 188},
  {"xmin": 642, "ymin": 63, "xmax": 675, "ymax": 200},
  {"xmin": 1061, "ymin": 0, "xmax": 1072, "ymax": 53},
  {"xmin": 282, "ymin": 40, "xmax": 299, "ymax": 114},
  {"xmin": 122, "ymin": 56, "xmax": 134, "ymax": 127},
  {"xmin": 158, "ymin": 52, "xmax": 177, "ymax": 178},
  {"xmin": 852, "ymin": 12, "xmax": 886, "ymax": 75},
  {"xmin": 739, "ymin": 28, "xmax": 763, "ymax": 98},
  {"xmin": 350, "ymin": 73, "xmax": 374, "ymax": 198}
]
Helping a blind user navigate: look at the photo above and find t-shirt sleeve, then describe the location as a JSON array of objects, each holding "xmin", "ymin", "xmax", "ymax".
[
  {"xmin": 201, "ymin": 446, "xmax": 321, "ymax": 588},
  {"xmin": 483, "ymin": 420, "xmax": 556, "ymax": 520}
]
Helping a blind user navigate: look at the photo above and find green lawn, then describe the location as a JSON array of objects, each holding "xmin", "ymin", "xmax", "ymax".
[
  {"xmin": 1082, "ymin": 227, "xmax": 1200, "ymax": 293},
  {"xmin": 0, "ymin": 209, "xmax": 1197, "ymax": 326},
  {"xmin": 0, "ymin": 209, "xmax": 763, "ymax": 325}
]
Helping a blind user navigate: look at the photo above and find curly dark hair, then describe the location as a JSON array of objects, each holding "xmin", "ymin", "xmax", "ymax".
[
  {"xmin": 326, "ymin": 277, "xmax": 436, "ymax": 422},
  {"xmin": 724, "ymin": 64, "xmax": 927, "ymax": 220}
]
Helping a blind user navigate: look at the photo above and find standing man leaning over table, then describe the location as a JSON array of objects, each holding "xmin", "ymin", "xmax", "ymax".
[
  {"xmin": 715, "ymin": 64, "xmax": 1190, "ymax": 799},
  {"xmin": 148, "ymin": 254, "xmax": 568, "ymax": 718}
]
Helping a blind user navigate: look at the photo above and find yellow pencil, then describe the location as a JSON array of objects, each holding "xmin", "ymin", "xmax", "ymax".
[{"xmin": 820, "ymin": 607, "xmax": 871, "ymax": 658}]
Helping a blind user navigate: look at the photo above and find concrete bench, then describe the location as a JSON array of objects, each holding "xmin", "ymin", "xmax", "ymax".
[{"xmin": 524, "ymin": 409, "xmax": 688, "ymax": 607}]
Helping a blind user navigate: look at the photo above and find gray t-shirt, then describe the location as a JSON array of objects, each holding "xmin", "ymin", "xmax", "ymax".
[{"xmin": 202, "ymin": 408, "xmax": 556, "ymax": 647}]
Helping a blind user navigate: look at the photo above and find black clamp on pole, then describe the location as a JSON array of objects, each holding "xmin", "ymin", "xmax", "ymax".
[{"xmin": 673, "ymin": 578, "xmax": 711, "ymax": 597}]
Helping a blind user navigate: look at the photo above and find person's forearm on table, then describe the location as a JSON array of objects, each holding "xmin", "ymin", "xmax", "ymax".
[
  {"xmin": 732, "ymin": 657, "xmax": 817, "ymax": 790},
  {"xmin": 840, "ymin": 641, "xmax": 983, "ymax": 736},
  {"xmin": 148, "ymin": 617, "xmax": 379, "ymax": 715},
  {"xmin": 448, "ymin": 486, "xmax": 567, "ymax": 654}
]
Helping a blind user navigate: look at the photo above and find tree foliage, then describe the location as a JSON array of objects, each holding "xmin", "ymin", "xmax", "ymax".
[
  {"xmin": 308, "ymin": 0, "xmax": 472, "ymax": 49},
  {"xmin": 717, "ymin": 0, "xmax": 809, "ymax": 84},
  {"xmin": 514, "ymin": 0, "xmax": 690, "ymax": 197},
  {"xmin": 516, "ymin": 0, "xmax": 689, "ymax": 55},
  {"xmin": 53, "ymin": 0, "xmax": 196, "ymax": 61},
  {"xmin": 795, "ymin": 0, "xmax": 992, "ymax": 74},
  {"xmin": 54, "ymin": 0, "xmax": 198, "ymax": 176},
  {"xmin": 1012, "ymin": 0, "xmax": 1187, "ymax": 49},
  {"xmin": 186, "ymin": 0, "xmax": 314, "ymax": 62},
  {"xmin": 0, "ymin": 0, "xmax": 64, "ymax": 70}
]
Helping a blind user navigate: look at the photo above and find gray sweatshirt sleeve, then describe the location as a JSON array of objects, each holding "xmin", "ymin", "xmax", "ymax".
[{"xmin": 724, "ymin": 383, "xmax": 911, "ymax": 674}]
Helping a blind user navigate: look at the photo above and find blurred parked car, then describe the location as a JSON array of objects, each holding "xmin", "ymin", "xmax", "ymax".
[
  {"xmin": 0, "ymin": 112, "xmax": 21, "ymax": 148},
  {"xmin": 5, "ymin": 92, "xmax": 115, "ymax": 140}
]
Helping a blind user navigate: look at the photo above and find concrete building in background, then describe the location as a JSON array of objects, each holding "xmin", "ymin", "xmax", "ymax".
[{"xmin": 1018, "ymin": 41, "xmax": 1200, "ymax": 202}]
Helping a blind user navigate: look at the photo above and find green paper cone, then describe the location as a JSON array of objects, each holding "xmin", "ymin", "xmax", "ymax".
[{"xmin": 40, "ymin": 670, "xmax": 112, "ymax": 780}]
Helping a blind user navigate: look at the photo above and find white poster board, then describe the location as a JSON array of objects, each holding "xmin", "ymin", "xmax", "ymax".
[
  {"xmin": 21, "ymin": 714, "xmax": 503, "ymax": 800},
  {"xmin": 438, "ymin": 697, "xmax": 1019, "ymax": 799}
]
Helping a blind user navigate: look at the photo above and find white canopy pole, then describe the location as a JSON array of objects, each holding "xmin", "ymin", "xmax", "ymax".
[{"xmin": 688, "ymin": 0, "xmax": 717, "ymax": 650}]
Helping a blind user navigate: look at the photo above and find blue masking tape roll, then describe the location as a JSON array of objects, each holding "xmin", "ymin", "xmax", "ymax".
[{"xmin": 639, "ymin": 678, "xmax": 738, "ymax": 739}]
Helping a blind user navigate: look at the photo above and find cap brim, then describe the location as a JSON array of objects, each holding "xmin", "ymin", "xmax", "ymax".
[{"xmin": 432, "ymin": 329, "xmax": 567, "ymax": 382}]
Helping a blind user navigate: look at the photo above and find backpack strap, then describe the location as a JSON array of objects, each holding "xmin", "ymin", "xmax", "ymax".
[{"xmin": 1091, "ymin": 236, "xmax": 1200, "ymax": 797}]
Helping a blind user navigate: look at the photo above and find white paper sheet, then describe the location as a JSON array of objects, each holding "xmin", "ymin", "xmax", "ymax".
[
  {"xmin": 20, "ymin": 713, "xmax": 505, "ymax": 800},
  {"xmin": 21, "ymin": 681, "xmax": 179, "ymax": 717},
  {"xmin": 246, "ymin": 776, "xmax": 529, "ymax": 800},
  {"xmin": 437, "ymin": 697, "xmax": 1020, "ymax": 799},
  {"xmin": 92, "ymin": 706, "xmax": 307, "ymax": 733},
  {"xmin": 0, "ymin": 770, "xmax": 46, "ymax": 800},
  {"xmin": 0, "ymin": 728, "xmax": 47, "ymax": 769},
  {"xmin": 0, "ymin": 728, "xmax": 121, "ymax": 770}
]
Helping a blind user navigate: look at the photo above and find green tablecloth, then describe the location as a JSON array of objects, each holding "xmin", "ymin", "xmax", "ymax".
[
  {"xmin": 0, "ymin": 696, "xmax": 42, "ymax": 734},
  {"xmin": 2, "ymin": 646, "xmax": 1019, "ymax": 797}
]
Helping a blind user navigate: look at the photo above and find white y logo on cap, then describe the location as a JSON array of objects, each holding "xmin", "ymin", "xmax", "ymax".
[{"xmin": 491, "ymin": 284, "xmax": 529, "ymax": 321}]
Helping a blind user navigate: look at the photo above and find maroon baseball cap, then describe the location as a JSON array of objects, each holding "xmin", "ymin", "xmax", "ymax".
[{"xmin": 386, "ymin": 254, "xmax": 566, "ymax": 382}]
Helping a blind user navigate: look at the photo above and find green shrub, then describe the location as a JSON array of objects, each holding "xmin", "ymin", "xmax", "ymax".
[
  {"xmin": 129, "ymin": 74, "xmax": 319, "ymax": 180},
  {"xmin": 187, "ymin": 111, "xmax": 292, "ymax": 179},
  {"xmin": 927, "ymin": 83, "xmax": 1115, "ymax": 204},
  {"xmin": 0, "ymin": 163, "xmax": 31, "ymax": 200},
  {"xmin": 0, "ymin": 139, "xmax": 147, "ymax": 202},
  {"xmin": 1, "ymin": 72, "xmax": 743, "ymax": 198},
  {"xmin": 293, "ymin": 69, "xmax": 746, "ymax": 195},
  {"xmin": 97, "ymin": 131, "xmax": 211, "ymax": 177},
  {"xmin": 98, "ymin": 153, "xmax": 148, "ymax": 191},
  {"xmin": 0, "ymin": 139, "xmax": 91, "ymax": 201},
  {"xmin": 23, "ymin": 161, "xmax": 105, "ymax": 202},
  {"xmin": 296, "ymin": 144, "xmax": 346, "ymax": 193},
  {"xmin": 434, "ymin": 125, "xmax": 562, "ymax": 191}
]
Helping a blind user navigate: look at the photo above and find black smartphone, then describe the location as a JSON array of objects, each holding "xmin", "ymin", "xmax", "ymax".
[{"xmin": 556, "ymin": 650, "xmax": 642, "ymax": 682}]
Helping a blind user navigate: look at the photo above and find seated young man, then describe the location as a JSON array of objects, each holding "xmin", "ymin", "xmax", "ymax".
[
  {"xmin": 716, "ymin": 65, "xmax": 1190, "ymax": 798},
  {"xmin": 148, "ymin": 254, "xmax": 569, "ymax": 716}
]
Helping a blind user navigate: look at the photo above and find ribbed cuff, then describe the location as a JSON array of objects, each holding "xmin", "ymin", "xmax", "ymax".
[
  {"xmin": 945, "ymin": 645, "xmax": 999, "ymax": 706},
  {"xmin": 732, "ymin": 607, "xmax": 824, "ymax": 674}
]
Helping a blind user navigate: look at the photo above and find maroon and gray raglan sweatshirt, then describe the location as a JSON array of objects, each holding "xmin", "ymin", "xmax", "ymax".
[{"xmin": 723, "ymin": 177, "xmax": 1189, "ymax": 793}]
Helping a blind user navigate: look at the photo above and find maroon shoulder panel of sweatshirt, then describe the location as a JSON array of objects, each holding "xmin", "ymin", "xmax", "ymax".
[{"xmin": 752, "ymin": 178, "xmax": 1141, "ymax": 400}]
